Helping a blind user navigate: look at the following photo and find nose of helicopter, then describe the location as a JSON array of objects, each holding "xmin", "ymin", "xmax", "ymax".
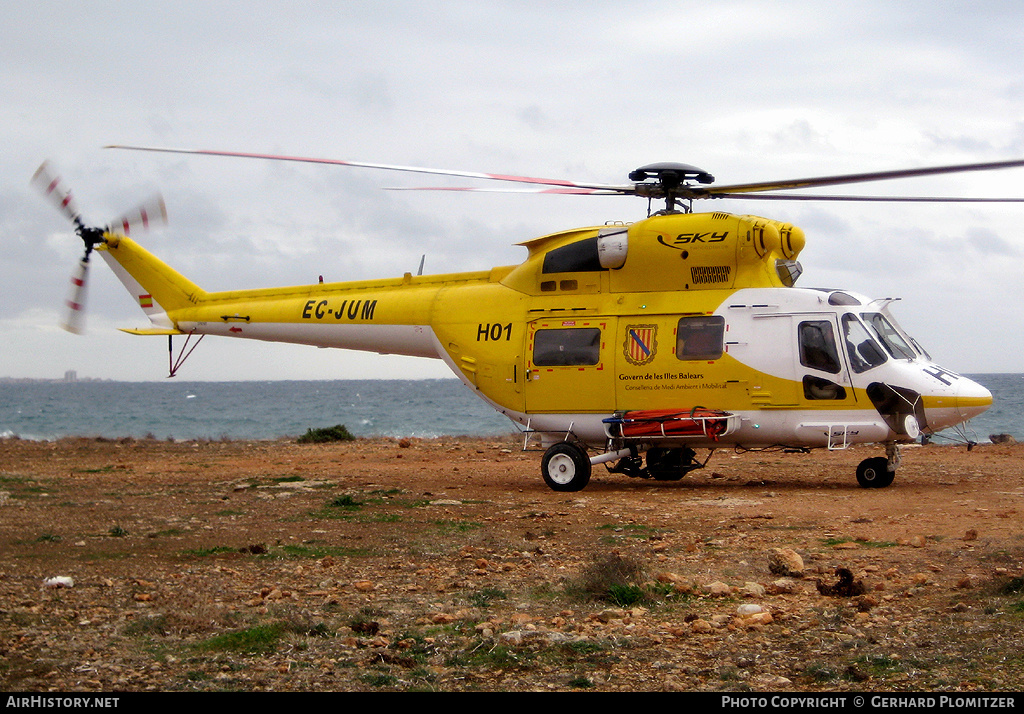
[
  {"xmin": 954, "ymin": 375, "xmax": 993, "ymax": 422},
  {"xmin": 917, "ymin": 372, "xmax": 992, "ymax": 433}
]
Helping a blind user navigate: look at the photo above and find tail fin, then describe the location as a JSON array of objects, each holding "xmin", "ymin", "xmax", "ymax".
[{"xmin": 98, "ymin": 234, "xmax": 206, "ymax": 328}]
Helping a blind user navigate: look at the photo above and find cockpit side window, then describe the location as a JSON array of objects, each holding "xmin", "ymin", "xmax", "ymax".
[
  {"xmin": 798, "ymin": 320, "xmax": 841, "ymax": 374},
  {"xmin": 861, "ymin": 313, "xmax": 916, "ymax": 360},
  {"xmin": 842, "ymin": 314, "xmax": 887, "ymax": 373}
]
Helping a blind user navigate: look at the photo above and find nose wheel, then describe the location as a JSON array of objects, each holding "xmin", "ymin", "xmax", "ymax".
[{"xmin": 856, "ymin": 456, "xmax": 895, "ymax": 488}]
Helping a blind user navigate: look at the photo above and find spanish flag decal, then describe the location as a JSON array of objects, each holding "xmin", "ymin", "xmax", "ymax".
[{"xmin": 139, "ymin": 294, "xmax": 154, "ymax": 309}]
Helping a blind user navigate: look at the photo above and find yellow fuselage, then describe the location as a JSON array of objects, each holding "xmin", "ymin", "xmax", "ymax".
[{"xmin": 100, "ymin": 211, "xmax": 991, "ymax": 449}]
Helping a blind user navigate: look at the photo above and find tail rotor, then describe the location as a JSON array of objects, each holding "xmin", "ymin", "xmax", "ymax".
[{"xmin": 32, "ymin": 161, "xmax": 167, "ymax": 333}]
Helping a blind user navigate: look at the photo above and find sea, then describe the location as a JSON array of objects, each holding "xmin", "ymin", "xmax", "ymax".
[{"xmin": 1, "ymin": 374, "xmax": 1022, "ymax": 443}]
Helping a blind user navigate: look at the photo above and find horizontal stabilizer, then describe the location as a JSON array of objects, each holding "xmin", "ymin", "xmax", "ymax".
[{"xmin": 119, "ymin": 327, "xmax": 184, "ymax": 336}]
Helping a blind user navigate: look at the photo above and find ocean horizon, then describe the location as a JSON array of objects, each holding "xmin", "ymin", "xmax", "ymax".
[{"xmin": 1, "ymin": 374, "xmax": 1021, "ymax": 444}]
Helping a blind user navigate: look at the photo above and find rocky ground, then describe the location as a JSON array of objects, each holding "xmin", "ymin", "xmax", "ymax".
[{"xmin": 1, "ymin": 434, "xmax": 1023, "ymax": 692}]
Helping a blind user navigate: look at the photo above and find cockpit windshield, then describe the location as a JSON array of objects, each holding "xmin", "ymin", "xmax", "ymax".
[{"xmin": 860, "ymin": 312, "xmax": 917, "ymax": 360}]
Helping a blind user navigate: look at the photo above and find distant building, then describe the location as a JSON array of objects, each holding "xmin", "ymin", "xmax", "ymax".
[{"xmin": 64, "ymin": 370, "xmax": 77, "ymax": 383}]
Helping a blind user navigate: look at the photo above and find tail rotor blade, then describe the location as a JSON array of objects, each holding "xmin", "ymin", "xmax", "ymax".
[
  {"xmin": 31, "ymin": 161, "xmax": 81, "ymax": 223},
  {"xmin": 62, "ymin": 258, "xmax": 89, "ymax": 334},
  {"xmin": 109, "ymin": 195, "xmax": 167, "ymax": 236}
]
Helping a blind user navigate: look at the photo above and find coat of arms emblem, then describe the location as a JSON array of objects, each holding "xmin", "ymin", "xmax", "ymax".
[{"xmin": 623, "ymin": 324, "xmax": 658, "ymax": 366}]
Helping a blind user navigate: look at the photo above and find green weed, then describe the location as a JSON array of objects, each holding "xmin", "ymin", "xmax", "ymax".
[{"xmin": 330, "ymin": 494, "xmax": 363, "ymax": 509}]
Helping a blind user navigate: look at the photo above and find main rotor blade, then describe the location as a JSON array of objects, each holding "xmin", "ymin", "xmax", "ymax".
[
  {"xmin": 704, "ymin": 158, "xmax": 1024, "ymax": 196},
  {"xmin": 713, "ymin": 193, "xmax": 1024, "ymax": 202},
  {"xmin": 106, "ymin": 144, "xmax": 627, "ymax": 192},
  {"xmin": 383, "ymin": 186, "xmax": 625, "ymax": 195}
]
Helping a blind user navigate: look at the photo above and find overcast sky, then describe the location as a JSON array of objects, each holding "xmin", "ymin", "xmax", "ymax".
[{"xmin": 3, "ymin": 0, "xmax": 1024, "ymax": 381}]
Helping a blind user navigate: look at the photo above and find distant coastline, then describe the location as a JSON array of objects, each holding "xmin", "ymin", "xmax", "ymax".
[{"xmin": 0, "ymin": 372, "xmax": 112, "ymax": 385}]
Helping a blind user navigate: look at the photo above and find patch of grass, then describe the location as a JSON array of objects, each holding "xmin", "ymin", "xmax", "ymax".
[
  {"xmin": 598, "ymin": 523, "xmax": 658, "ymax": 535},
  {"xmin": 274, "ymin": 475, "xmax": 306, "ymax": 483},
  {"xmin": 35, "ymin": 533, "xmax": 62, "ymax": 543},
  {"xmin": 401, "ymin": 499, "xmax": 434, "ymax": 508},
  {"xmin": 349, "ymin": 607, "xmax": 385, "ymax": 635},
  {"xmin": 646, "ymin": 581, "xmax": 686, "ymax": 602},
  {"xmin": 360, "ymin": 672, "xmax": 399, "ymax": 688},
  {"xmin": 182, "ymin": 546, "xmax": 237, "ymax": 558},
  {"xmin": 433, "ymin": 519, "xmax": 482, "ymax": 535},
  {"xmin": 278, "ymin": 614, "xmax": 333, "ymax": 639},
  {"xmin": 853, "ymin": 654, "xmax": 905, "ymax": 678},
  {"xmin": 197, "ymin": 623, "xmax": 285, "ymax": 654},
  {"xmin": 108, "ymin": 525, "xmax": 129, "ymax": 538},
  {"xmin": 569, "ymin": 553, "xmax": 647, "ymax": 604},
  {"xmin": 469, "ymin": 587, "xmax": 507, "ymax": 608},
  {"xmin": 560, "ymin": 639, "xmax": 614, "ymax": 658},
  {"xmin": 123, "ymin": 614, "xmax": 173, "ymax": 637},
  {"xmin": 821, "ymin": 537, "xmax": 897, "ymax": 548},
  {"xmin": 803, "ymin": 661, "xmax": 842, "ymax": 682},
  {"xmin": 297, "ymin": 424, "xmax": 355, "ymax": 444},
  {"xmin": 363, "ymin": 513, "xmax": 402, "ymax": 524},
  {"xmin": 597, "ymin": 523, "xmax": 661, "ymax": 543},
  {"xmin": 606, "ymin": 583, "xmax": 646, "ymax": 607},
  {"xmin": 449, "ymin": 643, "xmax": 533, "ymax": 669},
  {"xmin": 568, "ymin": 676, "xmax": 594, "ymax": 688},
  {"xmin": 275, "ymin": 544, "xmax": 375, "ymax": 559},
  {"xmin": 330, "ymin": 494, "xmax": 363, "ymax": 509}
]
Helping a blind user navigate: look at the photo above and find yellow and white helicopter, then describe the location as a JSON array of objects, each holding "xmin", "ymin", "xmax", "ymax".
[{"xmin": 34, "ymin": 149, "xmax": 1023, "ymax": 492}]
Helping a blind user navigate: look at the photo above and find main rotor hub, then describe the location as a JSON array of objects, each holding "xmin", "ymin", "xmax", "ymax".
[
  {"xmin": 629, "ymin": 162, "xmax": 715, "ymax": 214},
  {"xmin": 628, "ymin": 162, "xmax": 715, "ymax": 185}
]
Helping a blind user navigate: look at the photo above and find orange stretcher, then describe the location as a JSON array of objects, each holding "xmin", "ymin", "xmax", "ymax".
[{"xmin": 604, "ymin": 407, "xmax": 734, "ymax": 441}]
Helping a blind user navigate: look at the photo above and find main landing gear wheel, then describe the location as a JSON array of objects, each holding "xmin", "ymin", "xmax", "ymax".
[
  {"xmin": 541, "ymin": 442, "xmax": 591, "ymax": 492},
  {"xmin": 645, "ymin": 447, "xmax": 686, "ymax": 481},
  {"xmin": 856, "ymin": 456, "xmax": 895, "ymax": 488}
]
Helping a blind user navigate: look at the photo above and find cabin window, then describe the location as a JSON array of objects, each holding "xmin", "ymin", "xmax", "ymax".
[
  {"xmin": 842, "ymin": 314, "xmax": 887, "ymax": 373},
  {"xmin": 542, "ymin": 237, "xmax": 604, "ymax": 273},
  {"xmin": 861, "ymin": 313, "xmax": 916, "ymax": 360},
  {"xmin": 798, "ymin": 320, "xmax": 841, "ymax": 374},
  {"xmin": 676, "ymin": 316, "xmax": 724, "ymax": 361},
  {"xmin": 533, "ymin": 328, "xmax": 601, "ymax": 366}
]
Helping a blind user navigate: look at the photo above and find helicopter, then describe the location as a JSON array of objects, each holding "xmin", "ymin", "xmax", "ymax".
[{"xmin": 33, "ymin": 148, "xmax": 1024, "ymax": 492}]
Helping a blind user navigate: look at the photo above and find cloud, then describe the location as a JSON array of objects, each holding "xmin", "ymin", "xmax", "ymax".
[{"xmin": 4, "ymin": 1, "xmax": 1024, "ymax": 379}]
